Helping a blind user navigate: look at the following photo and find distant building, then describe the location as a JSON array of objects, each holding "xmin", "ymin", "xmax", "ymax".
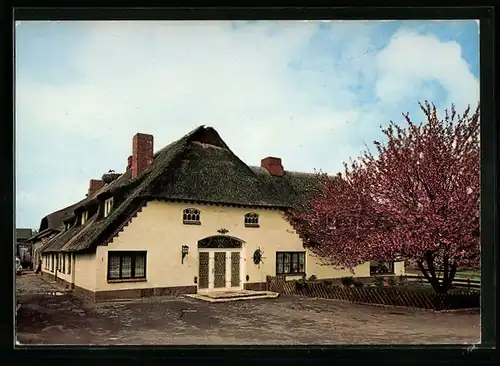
[{"xmin": 16, "ymin": 228, "xmax": 36, "ymax": 267}]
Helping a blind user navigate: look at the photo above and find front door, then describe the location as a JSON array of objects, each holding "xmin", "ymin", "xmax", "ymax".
[
  {"xmin": 198, "ymin": 250, "xmax": 243, "ymax": 292},
  {"xmin": 197, "ymin": 236, "xmax": 244, "ymax": 293},
  {"xmin": 213, "ymin": 252, "xmax": 226, "ymax": 289}
]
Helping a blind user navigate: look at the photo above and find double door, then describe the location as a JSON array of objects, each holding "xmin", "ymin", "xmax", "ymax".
[{"xmin": 198, "ymin": 249, "xmax": 242, "ymax": 292}]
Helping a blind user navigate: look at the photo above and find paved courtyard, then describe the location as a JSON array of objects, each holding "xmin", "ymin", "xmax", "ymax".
[{"xmin": 16, "ymin": 272, "xmax": 480, "ymax": 345}]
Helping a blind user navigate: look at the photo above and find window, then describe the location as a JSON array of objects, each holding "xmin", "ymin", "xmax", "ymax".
[
  {"xmin": 81, "ymin": 211, "xmax": 88, "ymax": 225},
  {"xmin": 107, "ymin": 251, "xmax": 147, "ymax": 281},
  {"xmin": 244, "ymin": 212, "xmax": 259, "ymax": 227},
  {"xmin": 104, "ymin": 197, "xmax": 114, "ymax": 218},
  {"xmin": 67, "ymin": 253, "xmax": 71, "ymax": 274},
  {"xmin": 51, "ymin": 254, "xmax": 54, "ymax": 271},
  {"xmin": 183, "ymin": 208, "xmax": 201, "ymax": 225},
  {"xmin": 276, "ymin": 252, "xmax": 306, "ymax": 275},
  {"xmin": 370, "ymin": 261, "xmax": 395, "ymax": 275},
  {"xmin": 62, "ymin": 253, "xmax": 65, "ymax": 273}
]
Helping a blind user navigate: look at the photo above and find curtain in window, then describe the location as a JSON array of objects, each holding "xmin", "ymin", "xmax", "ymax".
[
  {"xmin": 121, "ymin": 256, "xmax": 132, "ymax": 278},
  {"xmin": 135, "ymin": 255, "xmax": 145, "ymax": 277},
  {"xmin": 109, "ymin": 256, "xmax": 120, "ymax": 279}
]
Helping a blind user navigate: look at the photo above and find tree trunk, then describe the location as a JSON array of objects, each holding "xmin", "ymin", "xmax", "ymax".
[{"xmin": 417, "ymin": 251, "xmax": 456, "ymax": 294}]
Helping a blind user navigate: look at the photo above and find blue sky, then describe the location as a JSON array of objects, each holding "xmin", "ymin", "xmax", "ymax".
[{"xmin": 15, "ymin": 20, "xmax": 479, "ymax": 229}]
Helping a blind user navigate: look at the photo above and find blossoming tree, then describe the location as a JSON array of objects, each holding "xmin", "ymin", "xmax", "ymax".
[{"xmin": 287, "ymin": 102, "xmax": 480, "ymax": 294}]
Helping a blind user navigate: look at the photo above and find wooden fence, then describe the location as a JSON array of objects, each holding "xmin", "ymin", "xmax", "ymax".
[
  {"xmin": 405, "ymin": 274, "xmax": 480, "ymax": 290},
  {"xmin": 266, "ymin": 276, "xmax": 480, "ymax": 311}
]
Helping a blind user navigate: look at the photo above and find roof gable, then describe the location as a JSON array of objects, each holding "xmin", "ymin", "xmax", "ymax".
[{"xmin": 38, "ymin": 125, "xmax": 325, "ymax": 254}]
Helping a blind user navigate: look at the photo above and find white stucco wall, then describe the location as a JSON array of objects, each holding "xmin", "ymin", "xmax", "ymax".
[
  {"xmin": 93, "ymin": 200, "xmax": 372, "ymax": 292},
  {"xmin": 74, "ymin": 253, "xmax": 96, "ymax": 291}
]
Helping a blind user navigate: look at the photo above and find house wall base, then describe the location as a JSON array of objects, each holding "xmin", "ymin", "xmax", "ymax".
[
  {"xmin": 244, "ymin": 282, "xmax": 268, "ymax": 291},
  {"xmin": 55, "ymin": 275, "xmax": 74, "ymax": 290},
  {"xmin": 94, "ymin": 285, "xmax": 197, "ymax": 302},
  {"xmin": 41, "ymin": 271, "xmax": 56, "ymax": 281}
]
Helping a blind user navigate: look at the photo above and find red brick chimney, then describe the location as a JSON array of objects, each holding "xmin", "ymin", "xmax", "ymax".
[
  {"xmin": 261, "ymin": 157, "xmax": 284, "ymax": 177},
  {"xmin": 88, "ymin": 179, "xmax": 105, "ymax": 197},
  {"xmin": 127, "ymin": 155, "xmax": 132, "ymax": 170},
  {"xmin": 132, "ymin": 133, "xmax": 154, "ymax": 179}
]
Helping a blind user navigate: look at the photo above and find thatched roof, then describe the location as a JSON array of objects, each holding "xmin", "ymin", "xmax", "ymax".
[{"xmin": 41, "ymin": 126, "xmax": 322, "ymax": 254}]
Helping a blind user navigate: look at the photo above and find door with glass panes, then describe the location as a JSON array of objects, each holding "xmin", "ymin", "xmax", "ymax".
[{"xmin": 197, "ymin": 236, "xmax": 243, "ymax": 292}]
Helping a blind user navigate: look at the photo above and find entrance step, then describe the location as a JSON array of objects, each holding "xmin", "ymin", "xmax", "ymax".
[{"xmin": 185, "ymin": 290, "xmax": 279, "ymax": 303}]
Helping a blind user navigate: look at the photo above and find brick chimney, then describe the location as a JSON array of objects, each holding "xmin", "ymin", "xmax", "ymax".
[
  {"xmin": 132, "ymin": 133, "xmax": 154, "ymax": 179},
  {"xmin": 88, "ymin": 179, "xmax": 105, "ymax": 197},
  {"xmin": 127, "ymin": 155, "xmax": 133, "ymax": 170},
  {"xmin": 261, "ymin": 156, "xmax": 284, "ymax": 177}
]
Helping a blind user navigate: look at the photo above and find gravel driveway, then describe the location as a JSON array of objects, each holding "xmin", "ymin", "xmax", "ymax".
[{"xmin": 16, "ymin": 272, "xmax": 480, "ymax": 345}]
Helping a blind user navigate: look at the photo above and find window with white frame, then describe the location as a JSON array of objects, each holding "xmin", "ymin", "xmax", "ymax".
[
  {"xmin": 81, "ymin": 210, "xmax": 88, "ymax": 225},
  {"xmin": 67, "ymin": 253, "xmax": 71, "ymax": 274},
  {"xmin": 104, "ymin": 197, "xmax": 114, "ymax": 217}
]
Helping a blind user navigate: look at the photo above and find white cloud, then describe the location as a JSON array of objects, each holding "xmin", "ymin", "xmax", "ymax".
[
  {"xmin": 375, "ymin": 30, "xmax": 479, "ymax": 111},
  {"xmin": 15, "ymin": 21, "xmax": 479, "ymax": 227}
]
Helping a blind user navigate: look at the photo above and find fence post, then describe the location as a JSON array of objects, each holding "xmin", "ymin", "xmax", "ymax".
[{"xmin": 467, "ymin": 278, "xmax": 470, "ymax": 291}]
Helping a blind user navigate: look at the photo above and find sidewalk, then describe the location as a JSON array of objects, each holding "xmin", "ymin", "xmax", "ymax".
[{"xmin": 16, "ymin": 271, "xmax": 70, "ymax": 296}]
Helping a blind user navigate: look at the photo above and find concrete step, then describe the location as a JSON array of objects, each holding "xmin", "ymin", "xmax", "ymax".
[{"xmin": 185, "ymin": 292, "xmax": 279, "ymax": 303}]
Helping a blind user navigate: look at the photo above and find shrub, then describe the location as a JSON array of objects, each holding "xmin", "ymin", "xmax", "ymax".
[
  {"xmin": 373, "ymin": 277, "xmax": 384, "ymax": 286},
  {"xmin": 308, "ymin": 274, "xmax": 318, "ymax": 281},
  {"xmin": 398, "ymin": 275, "xmax": 408, "ymax": 286},
  {"xmin": 388, "ymin": 278, "xmax": 397, "ymax": 286},
  {"xmin": 353, "ymin": 281, "xmax": 364, "ymax": 288},
  {"xmin": 295, "ymin": 279, "xmax": 307, "ymax": 290},
  {"xmin": 341, "ymin": 276, "xmax": 355, "ymax": 287}
]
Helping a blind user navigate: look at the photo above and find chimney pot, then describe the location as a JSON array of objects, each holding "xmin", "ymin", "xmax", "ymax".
[
  {"xmin": 132, "ymin": 133, "xmax": 154, "ymax": 179},
  {"xmin": 88, "ymin": 179, "xmax": 105, "ymax": 198},
  {"xmin": 261, "ymin": 156, "xmax": 284, "ymax": 177}
]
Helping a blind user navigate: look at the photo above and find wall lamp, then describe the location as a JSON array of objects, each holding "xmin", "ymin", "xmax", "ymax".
[{"xmin": 182, "ymin": 245, "xmax": 189, "ymax": 264}]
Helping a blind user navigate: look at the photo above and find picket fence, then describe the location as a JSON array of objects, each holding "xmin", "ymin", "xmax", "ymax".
[{"xmin": 266, "ymin": 276, "xmax": 479, "ymax": 311}]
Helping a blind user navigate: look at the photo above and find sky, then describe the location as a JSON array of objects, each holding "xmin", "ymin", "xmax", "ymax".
[{"xmin": 15, "ymin": 20, "xmax": 480, "ymax": 229}]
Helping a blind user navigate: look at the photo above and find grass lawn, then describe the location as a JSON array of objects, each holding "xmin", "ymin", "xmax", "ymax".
[
  {"xmin": 455, "ymin": 270, "xmax": 481, "ymax": 280},
  {"xmin": 407, "ymin": 268, "xmax": 480, "ymax": 280}
]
